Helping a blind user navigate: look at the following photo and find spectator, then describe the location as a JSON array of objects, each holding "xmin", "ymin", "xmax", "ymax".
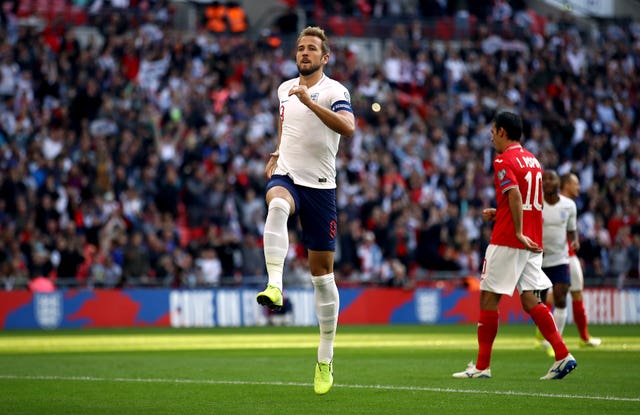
[
  {"xmin": 608, "ymin": 227, "xmax": 633, "ymax": 289},
  {"xmin": 0, "ymin": 2, "xmax": 638, "ymax": 291},
  {"xmin": 88, "ymin": 249, "xmax": 123, "ymax": 288},
  {"xmin": 357, "ymin": 231, "xmax": 383, "ymax": 284},
  {"xmin": 121, "ymin": 230, "xmax": 151, "ymax": 286},
  {"xmin": 239, "ymin": 233, "xmax": 265, "ymax": 280},
  {"xmin": 195, "ymin": 244, "xmax": 223, "ymax": 286},
  {"xmin": 52, "ymin": 234, "xmax": 85, "ymax": 282}
]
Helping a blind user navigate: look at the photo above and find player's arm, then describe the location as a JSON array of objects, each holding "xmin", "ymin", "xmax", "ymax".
[
  {"xmin": 482, "ymin": 208, "xmax": 496, "ymax": 221},
  {"xmin": 265, "ymin": 117, "xmax": 282, "ymax": 179},
  {"xmin": 507, "ymin": 187, "xmax": 542, "ymax": 252},
  {"xmin": 567, "ymin": 230, "xmax": 579, "ymax": 252},
  {"xmin": 307, "ymin": 104, "xmax": 355, "ymax": 137},
  {"xmin": 567, "ymin": 200, "xmax": 580, "ymax": 251},
  {"xmin": 293, "ymin": 86, "xmax": 355, "ymax": 137}
]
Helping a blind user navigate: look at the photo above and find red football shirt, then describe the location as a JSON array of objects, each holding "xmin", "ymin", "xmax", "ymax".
[{"xmin": 490, "ymin": 143, "xmax": 543, "ymax": 249}]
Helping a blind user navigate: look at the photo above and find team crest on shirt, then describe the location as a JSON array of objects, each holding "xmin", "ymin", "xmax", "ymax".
[
  {"xmin": 497, "ymin": 169, "xmax": 506, "ymax": 180},
  {"xmin": 310, "ymin": 93, "xmax": 319, "ymax": 102}
]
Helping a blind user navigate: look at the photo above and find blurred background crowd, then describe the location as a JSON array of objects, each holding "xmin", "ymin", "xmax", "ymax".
[{"xmin": 0, "ymin": 0, "xmax": 639, "ymax": 291}]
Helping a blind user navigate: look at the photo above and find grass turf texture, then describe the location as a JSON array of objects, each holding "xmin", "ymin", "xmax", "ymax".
[{"xmin": 0, "ymin": 324, "xmax": 638, "ymax": 415}]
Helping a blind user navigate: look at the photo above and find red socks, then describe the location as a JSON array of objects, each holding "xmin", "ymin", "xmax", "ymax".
[
  {"xmin": 476, "ymin": 309, "xmax": 499, "ymax": 370},
  {"xmin": 476, "ymin": 304, "xmax": 572, "ymax": 368},
  {"xmin": 530, "ymin": 303, "xmax": 569, "ymax": 360},
  {"xmin": 572, "ymin": 300, "xmax": 590, "ymax": 341}
]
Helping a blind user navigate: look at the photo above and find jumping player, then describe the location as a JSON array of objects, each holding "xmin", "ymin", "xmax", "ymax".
[{"xmin": 256, "ymin": 26, "xmax": 355, "ymax": 395}]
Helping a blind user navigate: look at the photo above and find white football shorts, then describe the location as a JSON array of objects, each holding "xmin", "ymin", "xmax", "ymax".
[
  {"xmin": 568, "ymin": 255, "xmax": 584, "ymax": 291},
  {"xmin": 480, "ymin": 244, "xmax": 552, "ymax": 295}
]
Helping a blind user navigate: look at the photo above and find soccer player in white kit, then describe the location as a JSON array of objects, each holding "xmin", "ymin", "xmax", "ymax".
[
  {"xmin": 561, "ymin": 173, "xmax": 601, "ymax": 347},
  {"xmin": 537, "ymin": 172, "xmax": 601, "ymax": 353},
  {"xmin": 537, "ymin": 170, "xmax": 577, "ymax": 356},
  {"xmin": 559, "ymin": 173, "xmax": 601, "ymax": 346},
  {"xmin": 255, "ymin": 26, "xmax": 355, "ymax": 395}
]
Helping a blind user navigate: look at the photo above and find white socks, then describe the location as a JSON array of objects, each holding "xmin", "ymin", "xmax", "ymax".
[
  {"xmin": 553, "ymin": 307, "xmax": 567, "ymax": 335},
  {"xmin": 263, "ymin": 198, "xmax": 290, "ymax": 291},
  {"xmin": 264, "ymin": 198, "xmax": 339, "ymax": 364},
  {"xmin": 312, "ymin": 273, "xmax": 339, "ymax": 363}
]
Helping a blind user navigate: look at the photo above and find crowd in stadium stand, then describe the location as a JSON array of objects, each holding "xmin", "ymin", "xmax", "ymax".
[{"xmin": 0, "ymin": 0, "xmax": 639, "ymax": 291}]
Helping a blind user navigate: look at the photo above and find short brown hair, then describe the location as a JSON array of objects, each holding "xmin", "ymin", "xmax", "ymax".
[
  {"xmin": 298, "ymin": 26, "xmax": 330, "ymax": 55},
  {"xmin": 560, "ymin": 172, "xmax": 578, "ymax": 189}
]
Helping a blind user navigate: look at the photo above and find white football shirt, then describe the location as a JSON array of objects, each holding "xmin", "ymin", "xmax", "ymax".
[
  {"xmin": 274, "ymin": 74, "xmax": 352, "ymax": 189},
  {"xmin": 542, "ymin": 194, "xmax": 577, "ymax": 267}
]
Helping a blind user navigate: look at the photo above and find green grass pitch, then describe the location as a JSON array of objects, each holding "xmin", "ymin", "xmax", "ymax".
[{"xmin": 0, "ymin": 324, "xmax": 638, "ymax": 414}]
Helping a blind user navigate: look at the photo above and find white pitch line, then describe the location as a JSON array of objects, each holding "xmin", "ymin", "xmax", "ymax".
[{"xmin": 0, "ymin": 374, "xmax": 638, "ymax": 402}]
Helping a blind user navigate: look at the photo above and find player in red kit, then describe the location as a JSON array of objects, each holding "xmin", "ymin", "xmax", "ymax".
[{"xmin": 453, "ymin": 111, "xmax": 577, "ymax": 380}]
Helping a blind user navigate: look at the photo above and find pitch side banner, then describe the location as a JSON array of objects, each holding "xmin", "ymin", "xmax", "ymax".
[{"xmin": 0, "ymin": 288, "xmax": 638, "ymax": 329}]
